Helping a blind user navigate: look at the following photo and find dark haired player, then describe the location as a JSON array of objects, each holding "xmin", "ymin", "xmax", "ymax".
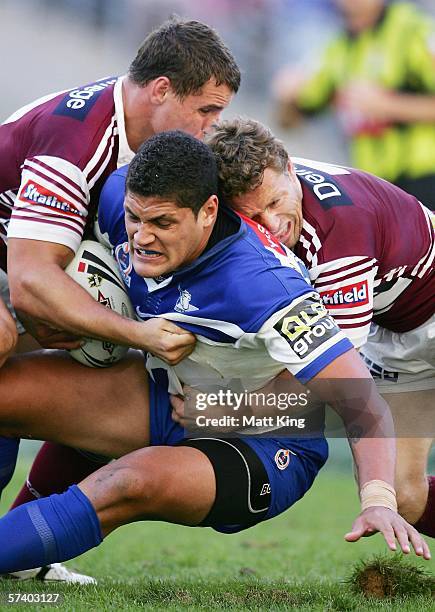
[{"xmin": 0, "ymin": 132, "xmax": 429, "ymax": 575}]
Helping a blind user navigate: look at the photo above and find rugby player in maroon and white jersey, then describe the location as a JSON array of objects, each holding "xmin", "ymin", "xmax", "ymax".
[
  {"xmin": 206, "ymin": 118, "xmax": 434, "ymax": 539},
  {"xmin": 0, "ymin": 19, "xmax": 239, "ymax": 358},
  {"xmin": 0, "ymin": 18, "xmax": 239, "ymax": 582}
]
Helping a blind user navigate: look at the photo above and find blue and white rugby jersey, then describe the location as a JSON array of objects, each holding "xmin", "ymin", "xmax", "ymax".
[{"xmin": 97, "ymin": 166, "xmax": 353, "ymax": 395}]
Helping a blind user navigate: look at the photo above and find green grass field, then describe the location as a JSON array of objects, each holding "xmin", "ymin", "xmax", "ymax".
[{"xmin": 0, "ymin": 448, "xmax": 433, "ymax": 611}]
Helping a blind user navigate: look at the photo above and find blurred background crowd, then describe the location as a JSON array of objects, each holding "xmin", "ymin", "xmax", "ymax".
[{"xmin": 2, "ymin": 0, "xmax": 435, "ymax": 192}]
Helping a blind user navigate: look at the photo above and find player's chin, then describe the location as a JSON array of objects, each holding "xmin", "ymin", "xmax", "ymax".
[{"xmin": 133, "ymin": 255, "xmax": 171, "ymax": 278}]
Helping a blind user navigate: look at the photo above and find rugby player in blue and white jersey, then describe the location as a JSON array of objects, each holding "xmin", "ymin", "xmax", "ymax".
[{"xmin": 0, "ymin": 132, "xmax": 429, "ymax": 573}]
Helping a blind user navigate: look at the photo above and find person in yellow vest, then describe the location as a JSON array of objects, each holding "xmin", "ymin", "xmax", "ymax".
[{"xmin": 273, "ymin": 0, "xmax": 435, "ymax": 210}]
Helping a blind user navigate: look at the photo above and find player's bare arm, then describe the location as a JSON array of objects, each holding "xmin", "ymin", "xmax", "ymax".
[
  {"xmin": 310, "ymin": 349, "xmax": 429, "ymax": 557},
  {"xmin": 8, "ymin": 239, "xmax": 195, "ymax": 363}
]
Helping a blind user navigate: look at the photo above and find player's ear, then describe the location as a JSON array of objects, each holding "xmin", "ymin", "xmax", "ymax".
[
  {"xmin": 149, "ymin": 77, "xmax": 171, "ymax": 105},
  {"xmin": 287, "ymin": 159, "xmax": 294, "ymax": 176},
  {"xmin": 200, "ymin": 195, "xmax": 219, "ymax": 228}
]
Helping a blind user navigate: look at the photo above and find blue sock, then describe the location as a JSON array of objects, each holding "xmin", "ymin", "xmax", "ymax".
[
  {"xmin": 0, "ymin": 437, "xmax": 19, "ymax": 498},
  {"xmin": 0, "ymin": 485, "xmax": 102, "ymax": 572}
]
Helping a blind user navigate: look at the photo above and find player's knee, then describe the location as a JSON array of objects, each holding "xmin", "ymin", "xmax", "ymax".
[
  {"xmin": 108, "ymin": 462, "xmax": 163, "ymax": 513},
  {"xmin": 0, "ymin": 320, "xmax": 18, "ymax": 366}
]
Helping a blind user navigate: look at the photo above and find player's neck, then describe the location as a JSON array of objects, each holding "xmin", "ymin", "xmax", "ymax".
[{"xmin": 122, "ymin": 79, "xmax": 155, "ymax": 152}]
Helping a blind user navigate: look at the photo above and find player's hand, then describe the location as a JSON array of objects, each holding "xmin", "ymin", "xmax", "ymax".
[
  {"xmin": 23, "ymin": 320, "xmax": 83, "ymax": 350},
  {"xmin": 345, "ymin": 507, "xmax": 431, "ymax": 560},
  {"xmin": 36, "ymin": 330, "xmax": 84, "ymax": 350},
  {"xmin": 142, "ymin": 318, "xmax": 196, "ymax": 365},
  {"xmin": 170, "ymin": 394, "xmax": 187, "ymax": 426},
  {"xmin": 170, "ymin": 386, "xmax": 201, "ymax": 428},
  {"xmin": 170, "ymin": 391, "xmax": 202, "ymax": 431}
]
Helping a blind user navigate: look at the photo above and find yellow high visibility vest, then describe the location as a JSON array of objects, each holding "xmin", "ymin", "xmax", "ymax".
[{"xmin": 297, "ymin": 2, "xmax": 435, "ymax": 181}]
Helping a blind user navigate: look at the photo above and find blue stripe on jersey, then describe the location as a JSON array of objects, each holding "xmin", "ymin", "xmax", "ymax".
[{"xmin": 296, "ymin": 338, "xmax": 353, "ymax": 384}]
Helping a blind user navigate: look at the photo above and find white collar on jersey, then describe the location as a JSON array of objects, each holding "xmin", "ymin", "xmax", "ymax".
[{"xmin": 114, "ymin": 76, "xmax": 135, "ymax": 167}]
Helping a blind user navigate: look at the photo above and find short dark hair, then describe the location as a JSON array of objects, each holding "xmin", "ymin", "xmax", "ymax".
[
  {"xmin": 126, "ymin": 131, "xmax": 218, "ymax": 216},
  {"xmin": 128, "ymin": 18, "xmax": 240, "ymax": 97},
  {"xmin": 206, "ymin": 118, "xmax": 289, "ymax": 200}
]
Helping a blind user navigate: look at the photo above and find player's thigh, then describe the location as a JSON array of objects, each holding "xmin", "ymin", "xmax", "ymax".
[
  {"xmin": 0, "ymin": 350, "xmax": 150, "ymax": 457},
  {"xmin": 79, "ymin": 445, "xmax": 216, "ymax": 534},
  {"xmin": 381, "ymin": 389, "xmax": 434, "ymax": 443}
]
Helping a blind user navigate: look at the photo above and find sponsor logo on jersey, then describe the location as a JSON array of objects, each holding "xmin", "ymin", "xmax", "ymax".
[
  {"xmin": 175, "ymin": 285, "xmax": 199, "ymax": 313},
  {"xmin": 53, "ymin": 77, "xmax": 117, "ymax": 121},
  {"xmin": 274, "ymin": 449, "xmax": 293, "ymax": 470},
  {"xmin": 115, "ymin": 242, "xmax": 132, "ymax": 287},
  {"xmin": 274, "ymin": 297, "xmax": 339, "ymax": 358},
  {"xmin": 19, "ymin": 181, "xmax": 83, "ymax": 217},
  {"xmin": 319, "ymin": 280, "xmax": 369, "ymax": 309},
  {"xmin": 294, "ymin": 165, "xmax": 352, "ymax": 209},
  {"xmin": 260, "ymin": 483, "xmax": 271, "ymax": 495}
]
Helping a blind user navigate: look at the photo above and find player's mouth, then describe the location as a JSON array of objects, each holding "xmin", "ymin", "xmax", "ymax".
[
  {"xmin": 275, "ymin": 223, "xmax": 291, "ymax": 244},
  {"xmin": 134, "ymin": 247, "xmax": 164, "ymax": 261}
]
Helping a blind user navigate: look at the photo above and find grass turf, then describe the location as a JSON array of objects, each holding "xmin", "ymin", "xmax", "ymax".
[{"xmin": 0, "ymin": 458, "xmax": 433, "ymax": 610}]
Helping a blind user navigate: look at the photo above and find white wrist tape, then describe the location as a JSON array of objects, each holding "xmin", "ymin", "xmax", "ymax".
[{"xmin": 360, "ymin": 479, "xmax": 397, "ymax": 512}]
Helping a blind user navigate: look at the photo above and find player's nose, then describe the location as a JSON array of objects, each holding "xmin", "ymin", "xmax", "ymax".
[
  {"xmin": 259, "ymin": 210, "xmax": 280, "ymax": 234},
  {"xmin": 134, "ymin": 222, "xmax": 155, "ymax": 245}
]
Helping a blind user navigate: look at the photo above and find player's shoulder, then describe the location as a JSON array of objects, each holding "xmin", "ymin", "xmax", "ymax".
[
  {"xmin": 4, "ymin": 77, "xmax": 118, "ymax": 165},
  {"xmin": 223, "ymin": 215, "xmax": 313, "ymax": 305},
  {"xmin": 293, "ymin": 157, "xmax": 403, "ymax": 222}
]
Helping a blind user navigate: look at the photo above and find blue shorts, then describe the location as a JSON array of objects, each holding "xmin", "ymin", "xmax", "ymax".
[{"xmin": 149, "ymin": 370, "xmax": 328, "ymax": 533}]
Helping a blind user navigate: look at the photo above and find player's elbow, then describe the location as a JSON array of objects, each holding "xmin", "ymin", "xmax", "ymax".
[{"xmin": 8, "ymin": 268, "xmax": 44, "ymax": 316}]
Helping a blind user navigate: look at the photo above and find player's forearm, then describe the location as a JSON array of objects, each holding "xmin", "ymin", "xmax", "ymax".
[
  {"xmin": 348, "ymin": 435, "xmax": 395, "ymax": 489},
  {"xmin": 9, "ymin": 263, "xmax": 144, "ymax": 348},
  {"xmin": 309, "ymin": 349, "xmax": 396, "ymax": 486},
  {"xmin": 327, "ymin": 383, "xmax": 396, "ymax": 486}
]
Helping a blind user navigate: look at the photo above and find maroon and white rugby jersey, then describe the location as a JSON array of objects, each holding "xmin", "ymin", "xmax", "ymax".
[
  {"xmin": 0, "ymin": 76, "xmax": 134, "ymax": 272},
  {"xmin": 292, "ymin": 158, "xmax": 434, "ymax": 347}
]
